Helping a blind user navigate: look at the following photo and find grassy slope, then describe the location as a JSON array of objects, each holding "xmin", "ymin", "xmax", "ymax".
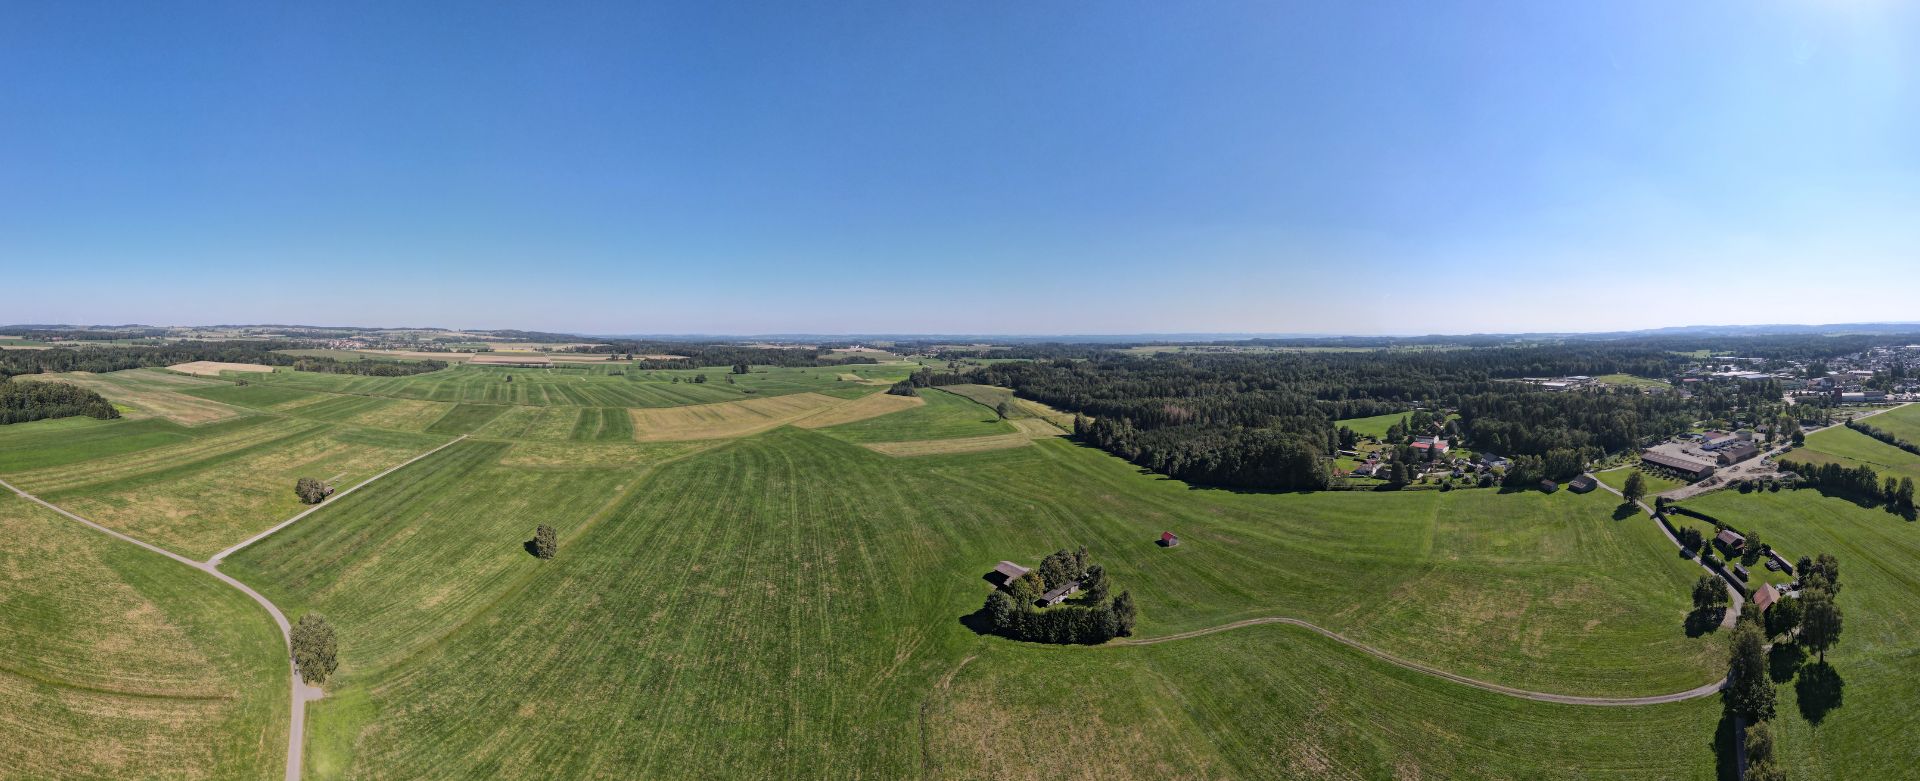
[
  {"xmin": 1687, "ymin": 488, "xmax": 1920, "ymax": 779},
  {"xmin": 0, "ymin": 491, "xmax": 286, "ymax": 780},
  {"xmin": 237, "ymin": 363, "xmax": 890, "ymax": 408},
  {"xmin": 1334, "ymin": 411, "xmax": 1408, "ymax": 440},
  {"xmin": 815, "ymin": 387, "xmax": 1015, "ymax": 443},
  {"xmin": 1794, "ymin": 423, "xmax": 1920, "ymax": 482},
  {"xmin": 0, "ymin": 415, "xmax": 448, "ymax": 559},
  {"xmin": 1595, "ymin": 465, "xmax": 1686, "ymax": 496},
  {"xmin": 1852, "ymin": 403, "xmax": 1920, "ymax": 445},
  {"xmin": 235, "ymin": 423, "xmax": 1729, "ymax": 779}
]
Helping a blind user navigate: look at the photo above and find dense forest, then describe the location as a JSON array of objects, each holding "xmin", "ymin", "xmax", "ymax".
[
  {"xmin": 572, "ymin": 341, "xmax": 879, "ymax": 368},
  {"xmin": 0, "ymin": 377, "xmax": 119, "ymax": 425},
  {"xmin": 0, "ymin": 342, "xmax": 441, "ymax": 379},
  {"xmin": 941, "ymin": 345, "xmax": 1785, "ymax": 490}
]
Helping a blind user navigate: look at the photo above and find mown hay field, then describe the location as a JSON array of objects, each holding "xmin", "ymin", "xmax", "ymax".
[
  {"xmin": 1794, "ymin": 424, "xmax": 1920, "ymax": 482},
  {"xmin": 627, "ymin": 392, "xmax": 846, "ymax": 441},
  {"xmin": 814, "ymin": 387, "xmax": 1015, "ymax": 443},
  {"xmin": 213, "ymin": 423, "xmax": 1735, "ymax": 779},
  {"xmin": 167, "ymin": 361, "xmax": 276, "ymax": 376},
  {"xmin": 22, "ymin": 369, "xmax": 247, "ymax": 425},
  {"xmin": 240, "ymin": 363, "xmax": 911, "ymax": 408},
  {"xmin": 0, "ymin": 491, "xmax": 286, "ymax": 780},
  {"xmin": 0, "ymin": 417, "xmax": 447, "ymax": 559}
]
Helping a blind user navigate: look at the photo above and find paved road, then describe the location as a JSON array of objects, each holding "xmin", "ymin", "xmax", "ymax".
[
  {"xmin": 3, "ymin": 433, "xmax": 466, "ymax": 781},
  {"xmin": 1111, "ymin": 616, "xmax": 1728, "ymax": 706}
]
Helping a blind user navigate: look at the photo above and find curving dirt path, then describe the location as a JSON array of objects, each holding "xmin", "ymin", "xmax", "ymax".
[
  {"xmin": 1107, "ymin": 616, "xmax": 1727, "ymax": 706},
  {"xmin": 2, "ymin": 433, "xmax": 468, "ymax": 781}
]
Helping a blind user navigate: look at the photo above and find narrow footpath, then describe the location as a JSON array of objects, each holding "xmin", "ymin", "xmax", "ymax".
[{"xmin": 1, "ymin": 433, "xmax": 466, "ymax": 781}]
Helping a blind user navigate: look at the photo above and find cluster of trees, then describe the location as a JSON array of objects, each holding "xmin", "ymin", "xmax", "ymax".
[
  {"xmin": 532, "ymin": 524, "xmax": 557, "ymax": 559},
  {"xmin": 0, "ymin": 341, "xmax": 299, "ymax": 377},
  {"xmin": 981, "ymin": 547, "xmax": 1137, "ymax": 644},
  {"xmin": 291, "ymin": 613, "xmax": 339, "ymax": 685},
  {"xmin": 1690, "ymin": 574, "xmax": 1729, "ymax": 613},
  {"xmin": 293, "ymin": 477, "xmax": 330, "ymax": 504},
  {"xmin": 289, "ymin": 357, "xmax": 445, "ymax": 376},
  {"xmin": 1777, "ymin": 457, "xmax": 1916, "ymax": 516},
  {"xmin": 1726, "ymin": 553, "xmax": 1845, "ymax": 781},
  {"xmin": 886, "ymin": 380, "xmax": 917, "ymax": 397},
  {"xmin": 0, "ymin": 378, "xmax": 118, "ymax": 425}
]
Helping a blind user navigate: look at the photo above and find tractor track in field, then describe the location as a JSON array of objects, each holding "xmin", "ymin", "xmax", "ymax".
[
  {"xmin": 1, "ymin": 432, "xmax": 468, "ymax": 781},
  {"xmin": 1106, "ymin": 616, "xmax": 1727, "ymax": 706}
]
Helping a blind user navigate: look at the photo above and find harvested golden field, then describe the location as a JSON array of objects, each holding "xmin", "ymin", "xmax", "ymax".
[
  {"xmin": 166, "ymin": 361, "xmax": 276, "ymax": 376},
  {"xmin": 860, "ymin": 417, "xmax": 1064, "ymax": 457},
  {"xmin": 791, "ymin": 392, "xmax": 923, "ymax": 428},
  {"xmin": 21, "ymin": 369, "xmax": 246, "ymax": 425},
  {"xmin": 346, "ymin": 398, "xmax": 456, "ymax": 431},
  {"xmin": 628, "ymin": 392, "xmax": 845, "ymax": 441}
]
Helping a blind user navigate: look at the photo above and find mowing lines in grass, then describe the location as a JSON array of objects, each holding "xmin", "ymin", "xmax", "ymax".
[{"xmin": 0, "ymin": 491, "xmax": 287, "ymax": 780}]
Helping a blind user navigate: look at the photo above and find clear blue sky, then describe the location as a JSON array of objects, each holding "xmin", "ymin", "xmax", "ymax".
[{"xmin": 4, "ymin": 1, "xmax": 1916, "ymax": 335}]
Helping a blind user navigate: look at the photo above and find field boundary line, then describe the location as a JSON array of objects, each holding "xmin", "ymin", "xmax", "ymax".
[
  {"xmin": 207, "ymin": 434, "xmax": 469, "ymax": 565},
  {"xmin": 0, "ymin": 475, "xmax": 319, "ymax": 781},
  {"xmin": 1107, "ymin": 616, "xmax": 1727, "ymax": 706}
]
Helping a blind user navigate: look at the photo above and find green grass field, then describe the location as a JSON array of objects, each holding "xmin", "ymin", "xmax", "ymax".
[
  {"xmin": 1793, "ymin": 424, "xmax": 1920, "ymax": 482},
  {"xmin": 208, "ymin": 420, "xmax": 1731, "ymax": 779},
  {"xmin": 1595, "ymin": 465, "xmax": 1686, "ymax": 496},
  {"xmin": 815, "ymin": 387, "xmax": 1015, "ymax": 443},
  {"xmin": 23, "ymin": 366, "xmax": 1920, "ymax": 778},
  {"xmin": 1849, "ymin": 403, "xmax": 1920, "ymax": 444},
  {"xmin": 1596, "ymin": 373, "xmax": 1671, "ymax": 389},
  {"xmin": 236, "ymin": 363, "xmax": 915, "ymax": 408},
  {"xmin": 1686, "ymin": 488, "xmax": 1920, "ymax": 779},
  {"xmin": 0, "ymin": 414, "xmax": 448, "ymax": 559},
  {"xmin": 0, "ymin": 491, "xmax": 286, "ymax": 780}
]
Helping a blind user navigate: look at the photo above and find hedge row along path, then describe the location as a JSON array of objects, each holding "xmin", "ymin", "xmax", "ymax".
[
  {"xmin": 1588, "ymin": 471, "xmax": 1746, "ymax": 630},
  {"xmin": 1, "ymin": 431, "xmax": 469, "ymax": 781}
]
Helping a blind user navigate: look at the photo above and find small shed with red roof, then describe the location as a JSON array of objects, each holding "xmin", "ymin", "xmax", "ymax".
[{"xmin": 1160, "ymin": 531, "xmax": 1179, "ymax": 547}]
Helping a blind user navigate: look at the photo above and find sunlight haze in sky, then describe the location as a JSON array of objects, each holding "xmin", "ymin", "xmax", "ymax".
[{"xmin": 3, "ymin": 1, "xmax": 1916, "ymax": 335}]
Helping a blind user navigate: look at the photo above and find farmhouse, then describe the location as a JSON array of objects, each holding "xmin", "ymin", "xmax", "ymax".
[
  {"xmin": 1752, "ymin": 583, "xmax": 1779, "ymax": 614},
  {"xmin": 1567, "ymin": 475, "xmax": 1598, "ymax": 494},
  {"xmin": 1410, "ymin": 436, "xmax": 1451, "ymax": 455},
  {"xmin": 987, "ymin": 560, "xmax": 1030, "ymax": 588},
  {"xmin": 1716, "ymin": 442, "xmax": 1759, "ymax": 465},
  {"xmin": 1641, "ymin": 450, "xmax": 1717, "ymax": 480},
  {"xmin": 1716, "ymin": 529, "xmax": 1746, "ymax": 554},
  {"xmin": 1038, "ymin": 581, "xmax": 1081, "ymax": 606}
]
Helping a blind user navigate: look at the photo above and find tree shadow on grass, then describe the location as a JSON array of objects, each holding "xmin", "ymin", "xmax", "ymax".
[
  {"xmin": 957, "ymin": 606, "xmax": 995, "ymax": 636},
  {"xmin": 1796, "ymin": 661, "xmax": 1845, "ymax": 724},
  {"xmin": 1768, "ymin": 643, "xmax": 1806, "ymax": 683},
  {"xmin": 523, "ymin": 538, "xmax": 541, "ymax": 558},
  {"xmin": 1711, "ymin": 713, "xmax": 1738, "ymax": 781},
  {"xmin": 1685, "ymin": 608, "xmax": 1726, "ymax": 637},
  {"xmin": 1612, "ymin": 502, "xmax": 1640, "ymax": 521}
]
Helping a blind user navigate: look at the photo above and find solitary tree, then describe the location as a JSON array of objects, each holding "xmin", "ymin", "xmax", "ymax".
[
  {"xmin": 1725, "ymin": 620, "xmax": 1776, "ymax": 721},
  {"xmin": 1691, "ymin": 574, "xmax": 1726, "ymax": 613},
  {"xmin": 995, "ymin": 400, "xmax": 1014, "ymax": 420},
  {"xmin": 294, "ymin": 477, "xmax": 328, "ymax": 504},
  {"xmin": 1623, "ymin": 471, "xmax": 1647, "ymax": 504},
  {"xmin": 1800, "ymin": 586, "xmax": 1844, "ymax": 663},
  {"xmin": 533, "ymin": 524, "xmax": 557, "ymax": 560},
  {"xmin": 1767, "ymin": 593, "xmax": 1804, "ymax": 640},
  {"xmin": 290, "ymin": 613, "xmax": 339, "ymax": 685}
]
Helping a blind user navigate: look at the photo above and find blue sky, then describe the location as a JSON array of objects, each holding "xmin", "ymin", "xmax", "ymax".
[{"xmin": 3, "ymin": 1, "xmax": 1916, "ymax": 335}]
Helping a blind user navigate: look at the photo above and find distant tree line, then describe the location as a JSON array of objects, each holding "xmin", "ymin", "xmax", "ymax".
[
  {"xmin": 574, "ymin": 341, "xmax": 880, "ymax": 368},
  {"xmin": 0, "ymin": 327, "xmax": 170, "ymax": 341},
  {"xmin": 935, "ymin": 346, "xmax": 1771, "ymax": 490},
  {"xmin": 981, "ymin": 547, "xmax": 1137, "ymax": 644},
  {"xmin": 0, "ymin": 340, "xmax": 441, "ymax": 379},
  {"xmin": 0, "ymin": 378, "xmax": 119, "ymax": 425}
]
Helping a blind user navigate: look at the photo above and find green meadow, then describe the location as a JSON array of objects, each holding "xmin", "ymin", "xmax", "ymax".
[{"xmin": 14, "ymin": 367, "xmax": 1920, "ymax": 779}]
